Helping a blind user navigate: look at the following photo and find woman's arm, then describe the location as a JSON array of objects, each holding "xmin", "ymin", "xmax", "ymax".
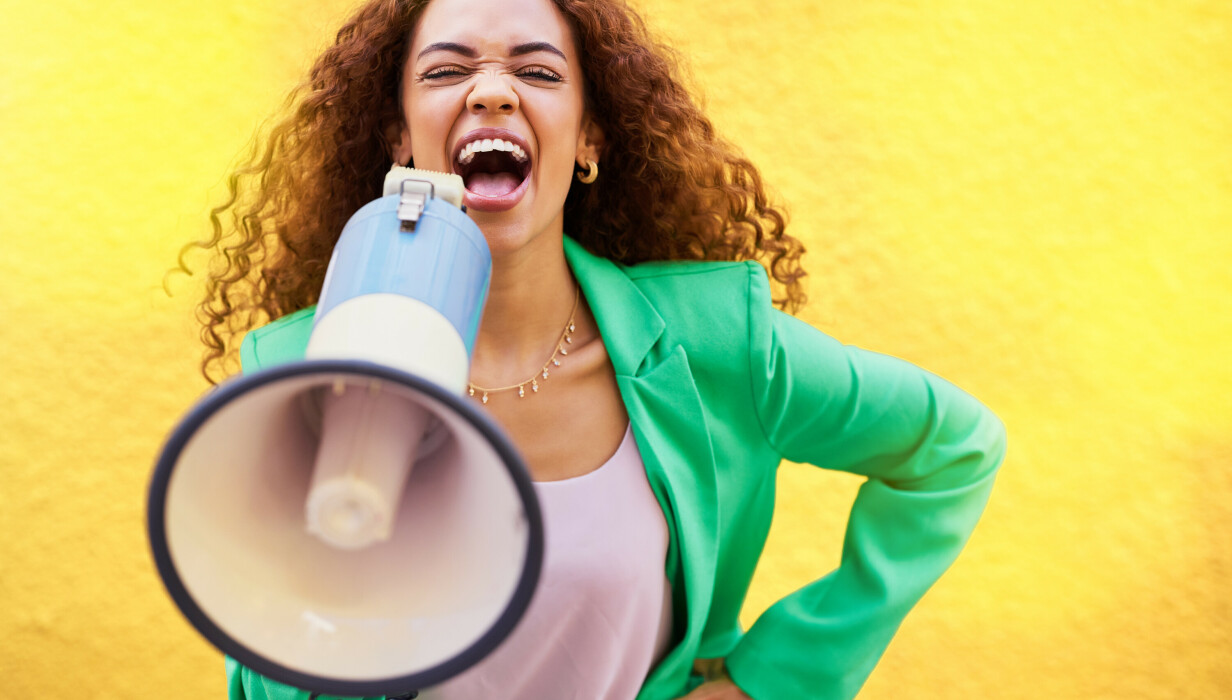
[{"xmin": 724, "ymin": 266, "xmax": 1007, "ymax": 699}]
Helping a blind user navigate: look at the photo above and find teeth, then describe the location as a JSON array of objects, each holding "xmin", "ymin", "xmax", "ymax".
[{"xmin": 457, "ymin": 138, "xmax": 530, "ymax": 166}]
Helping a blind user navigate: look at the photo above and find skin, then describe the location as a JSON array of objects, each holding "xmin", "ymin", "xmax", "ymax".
[{"xmin": 394, "ymin": 0, "xmax": 749, "ymax": 696}]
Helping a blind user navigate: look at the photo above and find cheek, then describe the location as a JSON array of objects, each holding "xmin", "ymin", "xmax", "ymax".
[
  {"xmin": 405, "ymin": 94, "xmax": 460, "ymax": 165},
  {"xmin": 534, "ymin": 142, "xmax": 576, "ymax": 201},
  {"xmin": 529, "ymin": 104, "xmax": 584, "ymax": 178}
]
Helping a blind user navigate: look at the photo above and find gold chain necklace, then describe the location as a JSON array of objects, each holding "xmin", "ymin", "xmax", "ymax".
[{"xmin": 467, "ymin": 285, "xmax": 580, "ymax": 405}]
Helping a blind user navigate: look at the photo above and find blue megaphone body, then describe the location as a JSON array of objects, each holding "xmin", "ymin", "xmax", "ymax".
[{"xmin": 308, "ymin": 172, "xmax": 489, "ymax": 392}]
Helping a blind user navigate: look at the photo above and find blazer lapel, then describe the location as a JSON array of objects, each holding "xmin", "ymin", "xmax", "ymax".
[{"xmin": 565, "ymin": 237, "xmax": 720, "ymax": 686}]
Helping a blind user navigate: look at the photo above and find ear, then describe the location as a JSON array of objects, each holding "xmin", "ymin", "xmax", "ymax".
[
  {"xmin": 575, "ymin": 112, "xmax": 605, "ymax": 167},
  {"xmin": 388, "ymin": 119, "xmax": 413, "ymax": 166}
]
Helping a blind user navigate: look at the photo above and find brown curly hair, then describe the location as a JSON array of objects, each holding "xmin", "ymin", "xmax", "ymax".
[{"xmin": 180, "ymin": 0, "xmax": 807, "ymax": 383}]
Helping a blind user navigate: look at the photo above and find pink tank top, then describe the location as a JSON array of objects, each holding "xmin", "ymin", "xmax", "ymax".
[{"xmin": 426, "ymin": 427, "xmax": 673, "ymax": 700}]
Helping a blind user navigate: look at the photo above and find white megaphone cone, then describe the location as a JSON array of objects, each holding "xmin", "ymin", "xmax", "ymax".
[{"xmin": 148, "ymin": 169, "xmax": 543, "ymax": 698}]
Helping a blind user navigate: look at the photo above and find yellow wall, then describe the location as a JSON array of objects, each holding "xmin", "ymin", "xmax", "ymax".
[{"xmin": 2, "ymin": 0, "xmax": 1228, "ymax": 697}]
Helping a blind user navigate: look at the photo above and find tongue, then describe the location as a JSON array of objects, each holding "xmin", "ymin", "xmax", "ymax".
[{"xmin": 466, "ymin": 172, "xmax": 522, "ymax": 198}]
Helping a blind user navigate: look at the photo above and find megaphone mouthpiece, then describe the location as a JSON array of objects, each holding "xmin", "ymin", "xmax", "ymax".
[{"xmin": 383, "ymin": 167, "xmax": 465, "ymax": 206}]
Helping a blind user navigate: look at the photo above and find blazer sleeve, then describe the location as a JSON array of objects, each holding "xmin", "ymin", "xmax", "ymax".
[{"xmin": 724, "ymin": 265, "xmax": 1007, "ymax": 699}]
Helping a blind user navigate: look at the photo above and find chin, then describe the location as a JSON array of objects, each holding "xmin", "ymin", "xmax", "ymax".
[
  {"xmin": 470, "ymin": 216, "xmax": 534, "ymax": 257},
  {"xmin": 470, "ymin": 211, "xmax": 564, "ymax": 262},
  {"xmin": 455, "ymin": 163, "xmax": 570, "ymax": 260}
]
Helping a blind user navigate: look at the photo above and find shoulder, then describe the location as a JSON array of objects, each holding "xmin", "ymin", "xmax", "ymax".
[
  {"xmin": 624, "ymin": 258, "xmax": 769, "ymax": 316},
  {"xmin": 621, "ymin": 258, "xmax": 775, "ymax": 365},
  {"xmin": 624, "ymin": 257, "xmax": 759, "ymax": 285},
  {"xmin": 566, "ymin": 235, "xmax": 773, "ymax": 338},
  {"xmin": 238, "ymin": 306, "xmax": 316, "ymax": 372}
]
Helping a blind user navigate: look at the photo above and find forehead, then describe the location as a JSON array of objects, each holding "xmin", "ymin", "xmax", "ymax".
[{"xmin": 411, "ymin": 0, "xmax": 576, "ymax": 57}]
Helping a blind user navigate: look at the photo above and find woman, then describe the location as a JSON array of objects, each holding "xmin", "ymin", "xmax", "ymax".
[{"xmin": 188, "ymin": 0, "xmax": 1006, "ymax": 698}]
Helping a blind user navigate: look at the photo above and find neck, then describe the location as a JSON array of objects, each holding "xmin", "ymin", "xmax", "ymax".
[{"xmin": 470, "ymin": 234, "xmax": 577, "ymax": 386}]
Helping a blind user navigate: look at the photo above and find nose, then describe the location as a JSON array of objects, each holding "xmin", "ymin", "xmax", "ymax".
[{"xmin": 467, "ymin": 71, "xmax": 519, "ymax": 115}]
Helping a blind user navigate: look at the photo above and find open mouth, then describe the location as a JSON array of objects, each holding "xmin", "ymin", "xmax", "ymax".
[{"xmin": 453, "ymin": 134, "xmax": 532, "ymax": 204}]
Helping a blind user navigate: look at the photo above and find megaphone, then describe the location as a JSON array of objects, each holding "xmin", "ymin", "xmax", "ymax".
[{"xmin": 148, "ymin": 169, "xmax": 543, "ymax": 697}]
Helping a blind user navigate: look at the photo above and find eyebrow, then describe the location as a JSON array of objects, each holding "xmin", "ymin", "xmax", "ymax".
[{"xmin": 417, "ymin": 41, "xmax": 567, "ymax": 61}]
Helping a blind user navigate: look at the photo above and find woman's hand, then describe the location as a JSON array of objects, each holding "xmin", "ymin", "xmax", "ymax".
[
  {"xmin": 682, "ymin": 658, "xmax": 752, "ymax": 699},
  {"xmin": 681, "ymin": 677, "xmax": 753, "ymax": 699}
]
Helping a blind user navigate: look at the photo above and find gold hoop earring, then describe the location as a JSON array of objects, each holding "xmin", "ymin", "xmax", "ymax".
[{"xmin": 576, "ymin": 159, "xmax": 598, "ymax": 184}]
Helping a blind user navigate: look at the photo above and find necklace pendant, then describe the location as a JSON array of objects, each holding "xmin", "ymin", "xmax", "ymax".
[{"xmin": 466, "ymin": 284, "xmax": 577, "ymax": 405}]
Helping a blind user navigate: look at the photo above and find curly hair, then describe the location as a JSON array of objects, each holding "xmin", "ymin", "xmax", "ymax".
[{"xmin": 180, "ymin": 0, "xmax": 807, "ymax": 383}]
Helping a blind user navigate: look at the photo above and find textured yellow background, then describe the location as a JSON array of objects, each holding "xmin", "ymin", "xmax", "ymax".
[{"xmin": 2, "ymin": 0, "xmax": 1229, "ymax": 697}]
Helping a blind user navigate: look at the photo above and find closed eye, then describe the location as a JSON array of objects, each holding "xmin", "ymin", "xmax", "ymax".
[
  {"xmin": 420, "ymin": 66, "xmax": 470, "ymax": 80},
  {"xmin": 518, "ymin": 66, "xmax": 562, "ymax": 83}
]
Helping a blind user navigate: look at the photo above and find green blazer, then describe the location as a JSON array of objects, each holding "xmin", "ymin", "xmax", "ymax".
[{"xmin": 228, "ymin": 236, "xmax": 1006, "ymax": 700}]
